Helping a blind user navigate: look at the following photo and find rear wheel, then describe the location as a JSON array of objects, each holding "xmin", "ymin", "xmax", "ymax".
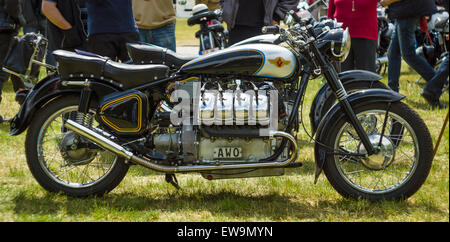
[
  {"xmin": 25, "ymin": 95, "xmax": 129, "ymax": 197},
  {"xmin": 322, "ymin": 102, "xmax": 433, "ymax": 200}
]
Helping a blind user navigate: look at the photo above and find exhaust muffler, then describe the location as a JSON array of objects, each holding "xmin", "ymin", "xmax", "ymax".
[{"xmin": 64, "ymin": 119, "xmax": 299, "ymax": 173}]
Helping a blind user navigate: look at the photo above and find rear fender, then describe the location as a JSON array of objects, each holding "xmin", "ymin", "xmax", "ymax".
[
  {"xmin": 312, "ymin": 89, "xmax": 405, "ymax": 183},
  {"xmin": 9, "ymin": 74, "xmax": 121, "ymax": 136},
  {"xmin": 309, "ymin": 70, "xmax": 384, "ymax": 135}
]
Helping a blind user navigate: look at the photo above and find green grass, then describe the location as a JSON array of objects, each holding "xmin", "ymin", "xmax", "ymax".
[
  {"xmin": 175, "ymin": 18, "xmax": 200, "ymax": 46},
  {"xmin": 0, "ymin": 20, "xmax": 448, "ymax": 221}
]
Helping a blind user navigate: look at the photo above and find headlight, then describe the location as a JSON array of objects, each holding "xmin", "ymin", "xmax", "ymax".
[{"xmin": 331, "ymin": 27, "xmax": 351, "ymax": 62}]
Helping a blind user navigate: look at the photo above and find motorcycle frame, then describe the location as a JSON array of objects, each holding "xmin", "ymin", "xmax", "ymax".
[{"xmin": 11, "ymin": 24, "xmax": 386, "ymax": 173}]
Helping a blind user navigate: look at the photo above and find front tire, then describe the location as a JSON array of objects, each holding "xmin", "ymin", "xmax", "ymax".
[
  {"xmin": 25, "ymin": 95, "xmax": 129, "ymax": 197},
  {"xmin": 322, "ymin": 102, "xmax": 433, "ymax": 201}
]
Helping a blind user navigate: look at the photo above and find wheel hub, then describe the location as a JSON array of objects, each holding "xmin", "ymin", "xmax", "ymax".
[
  {"xmin": 60, "ymin": 131, "xmax": 97, "ymax": 165},
  {"xmin": 358, "ymin": 134, "xmax": 395, "ymax": 170}
]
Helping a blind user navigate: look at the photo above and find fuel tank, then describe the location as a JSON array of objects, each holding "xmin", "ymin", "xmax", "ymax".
[{"xmin": 179, "ymin": 44, "xmax": 297, "ymax": 79}]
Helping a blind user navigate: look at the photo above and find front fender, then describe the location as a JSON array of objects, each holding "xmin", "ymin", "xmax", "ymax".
[
  {"xmin": 9, "ymin": 74, "xmax": 121, "ymax": 136},
  {"xmin": 312, "ymin": 88, "xmax": 405, "ymax": 183},
  {"xmin": 309, "ymin": 70, "xmax": 384, "ymax": 135}
]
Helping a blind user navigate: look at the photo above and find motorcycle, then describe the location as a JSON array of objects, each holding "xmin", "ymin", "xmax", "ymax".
[
  {"xmin": 298, "ymin": 0, "xmax": 329, "ymax": 22},
  {"xmin": 413, "ymin": 8, "xmax": 449, "ymax": 84},
  {"xmin": 416, "ymin": 9, "xmax": 449, "ymax": 70},
  {"xmin": 375, "ymin": 4, "xmax": 394, "ymax": 75},
  {"xmin": 188, "ymin": 4, "xmax": 228, "ymax": 55},
  {"xmin": 1, "ymin": 33, "xmax": 57, "ymax": 104},
  {"xmin": 10, "ymin": 10, "xmax": 434, "ymax": 201}
]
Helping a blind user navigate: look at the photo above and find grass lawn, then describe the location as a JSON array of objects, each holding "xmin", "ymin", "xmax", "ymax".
[
  {"xmin": 0, "ymin": 19, "xmax": 448, "ymax": 222},
  {"xmin": 175, "ymin": 18, "xmax": 200, "ymax": 46}
]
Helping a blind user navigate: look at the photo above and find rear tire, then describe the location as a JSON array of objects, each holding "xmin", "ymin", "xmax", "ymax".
[
  {"xmin": 25, "ymin": 95, "xmax": 129, "ymax": 197},
  {"xmin": 322, "ymin": 102, "xmax": 433, "ymax": 201}
]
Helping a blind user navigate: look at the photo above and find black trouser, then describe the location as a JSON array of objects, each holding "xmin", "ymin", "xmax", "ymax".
[
  {"xmin": 0, "ymin": 32, "xmax": 25, "ymax": 104},
  {"xmin": 87, "ymin": 32, "xmax": 140, "ymax": 62},
  {"xmin": 341, "ymin": 37, "xmax": 377, "ymax": 73},
  {"xmin": 228, "ymin": 25, "xmax": 263, "ymax": 45}
]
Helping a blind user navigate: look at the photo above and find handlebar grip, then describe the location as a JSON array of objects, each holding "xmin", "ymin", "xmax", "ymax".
[
  {"xmin": 289, "ymin": 10, "xmax": 302, "ymax": 24},
  {"xmin": 262, "ymin": 26, "xmax": 280, "ymax": 34}
]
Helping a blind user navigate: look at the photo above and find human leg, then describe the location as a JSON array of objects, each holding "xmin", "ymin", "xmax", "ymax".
[
  {"xmin": 422, "ymin": 55, "xmax": 449, "ymax": 108},
  {"xmin": 340, "ymin": 41, "xmax": 355, "ymax": 72},
  {"xmin": 353, "ymin": 38, "xmax": 377, "ymax": 73},
  {"xmin": 117, "ymin": 32, "xmax": 140, "ymax": 63},
  {"xmin": 397, "ymin": 17, "xmax": 436, "ymax": 82},
  {"xmin": 147, "ymin": 23, "xmax": 176, "ymax": 52},
  {"xmin": 387, "ymin": 21, "xmax": 403, "ymax": 92},
  {"xmin": 138, "ymin": 28, "xmax": 153, "ymax": 43},
  {"xmin": 0, "ymin": 33, "xmax": 14, "ymax": 121},
  {"xmin": 88, "ymin": 33, "xmax": 120, "ymax": 60}
]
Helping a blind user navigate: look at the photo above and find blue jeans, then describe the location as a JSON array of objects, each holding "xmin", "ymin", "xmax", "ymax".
[
  {"xmin": 138, "ymin": 23, "xmax": 176, "ymax": 52},
  {"xmin": 423, "ymin": 55, "xmax": 449, "ymax": 98},
  {"xmin": 387, "ymin": 17, "xmax": 436, "ymax": 92}
]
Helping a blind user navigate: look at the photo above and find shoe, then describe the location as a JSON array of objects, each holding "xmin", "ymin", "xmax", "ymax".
[
  {"xmin": 421, "ymin": 90, "xmax": 446, "ymax": 109},
  {"xmin": 442, "ymin": 80, "xmax": 449, "ymax": 93},
  {"xmin": 15, "ymin": 88, "xmax": 29, "ymax": 105},
  {"xmin": 0, "ymin": 115, "xmax": 3, "ymax": 123}
]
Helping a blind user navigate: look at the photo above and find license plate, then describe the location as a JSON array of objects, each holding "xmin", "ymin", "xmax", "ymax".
[{"xmin": 213, "ymin": 147, "xmax": 242, "ymax": 159}]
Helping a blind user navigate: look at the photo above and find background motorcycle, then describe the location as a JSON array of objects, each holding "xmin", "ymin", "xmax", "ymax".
[
  {"xmin": 415, "ymin": 8, "xmax": 449, "ymax": 83},
  {"xmin": 375, "ymin": 4, "xmax": 394, "ymax": 75},
  {"xmin": 298, "ymin": 0, "xmax": 329, "ymax": 22},
  {"xmin": 10, "ymin": 10, "xmax": 433, "ymax": 201},
  {"xmin": 1, "ymin": 33, "xmax": 57, "ymax": 104}
]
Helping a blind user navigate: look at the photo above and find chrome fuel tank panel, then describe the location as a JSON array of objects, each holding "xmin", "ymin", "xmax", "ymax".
[{"xmin": 180, "ymin": 44, "xmax": 297, "ymax": 79}]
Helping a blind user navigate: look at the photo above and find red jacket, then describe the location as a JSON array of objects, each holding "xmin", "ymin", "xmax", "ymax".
[{"xmin": 327, "ymin": 0, "xmax": 378, "ymax": 41}]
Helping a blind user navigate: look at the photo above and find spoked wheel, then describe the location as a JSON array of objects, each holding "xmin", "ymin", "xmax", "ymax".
[
  {"xmin": 25, "ymin": 95, "xmax": 129, "ymax": 197},
  {"xmin": 322, "ymin": 102, "xmax": 433, "ymax": 201}
]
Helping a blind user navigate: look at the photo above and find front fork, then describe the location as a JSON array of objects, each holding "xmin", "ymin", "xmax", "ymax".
[{"xmin": 317, "ymin": 56, "xmax": 378, "ymax": 156}]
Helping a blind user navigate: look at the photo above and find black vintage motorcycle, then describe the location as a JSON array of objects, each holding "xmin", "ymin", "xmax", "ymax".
[{"xmin": 10, "ymin": 10, "xmax": 433, "ymax": 201}]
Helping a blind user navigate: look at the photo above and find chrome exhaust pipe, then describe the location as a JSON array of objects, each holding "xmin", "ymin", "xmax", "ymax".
[{"xmin": 64, "ymin": 119, "xmax": 299, "ymax": 173}]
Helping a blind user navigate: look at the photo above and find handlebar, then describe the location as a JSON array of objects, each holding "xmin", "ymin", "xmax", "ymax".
[
  {"xmin": 187, "ymin": 10, "xmax": 220, "ymax": 26},
  {"xmin": 262, "ymin": 26, "xmax": 281, "ymax": 34},
  {"xmin": 289, "ymin": 10, "xmax": 303, "ymax": 25}
]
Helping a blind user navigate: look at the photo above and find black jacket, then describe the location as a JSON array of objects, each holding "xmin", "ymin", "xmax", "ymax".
[
  {"xmin": 388, "ymin": 0, "xmax": 437, "ymax": 20},
  {"xmin": 0, "ymin": 0, "xmax": 24, "ymax": 32},
  {"xmin": 47, "ymin": 0, "xmax": 87, "ymax": 50},
  {"xmin": 220, "ymin": 0, "xmax": 299, "ymax": 29},
  {"xmin": 22, "ymin": 0, "xmax": 44, "ymax": 26}
]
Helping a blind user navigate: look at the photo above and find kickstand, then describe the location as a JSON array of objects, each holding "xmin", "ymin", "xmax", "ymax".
[{"xmin": 165, "ymin": 173, "xmax": 181, "ymax": 190}]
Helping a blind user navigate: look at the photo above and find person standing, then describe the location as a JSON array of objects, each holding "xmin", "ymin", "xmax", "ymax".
[
  {"xmin": 0, "ymin": 0, "xmax": 25, "ymax": 122},
  {"xmin": 380, "ymin": 0, "xmax": 437, "ymax": 92},
  {"xmin": 421, "ymin": 55, "xmax": 448, "ymax": 109},
  {"xmin": 327, "ymin": 0, "xmax": 378, "ymax": 72},
  {"xmin": 195, "ymin": 0, "xmax": 221, "ymax": 10},
  {"xmin": 22, "ymin": 0, "xmax": 46, "ymax": 35},
  {"xmin": 132, "ymin": 0, "xmax": 177, "ymax": 52},
  {"xmin": 220, "ymin": 0, "xmax": 299, "ymax": 45},
  {"xmin": 41, "ymin": 0, "xmax": 88, "ymax": 66},
  {"xmin": 85, "ymin": 0, "xmax": 139, "ymax": 62}
]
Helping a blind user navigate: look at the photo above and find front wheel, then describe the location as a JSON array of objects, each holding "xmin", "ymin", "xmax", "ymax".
[
  {"xmin": 322, "ymin": 102, "xmax": 433, "ymax": 201},
  {"xmin": 25, "ymin": 95, "xmax": 129, "ymax": 197}
]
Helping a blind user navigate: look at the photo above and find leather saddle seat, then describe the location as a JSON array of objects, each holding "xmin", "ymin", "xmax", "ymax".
[
  {"xmin": 126, "ymin": 43, "xmax": 196, "ymax": 69},
  {"xmin": 53, "ymin": 50, "xmax": 169, "ymax": 89}
]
